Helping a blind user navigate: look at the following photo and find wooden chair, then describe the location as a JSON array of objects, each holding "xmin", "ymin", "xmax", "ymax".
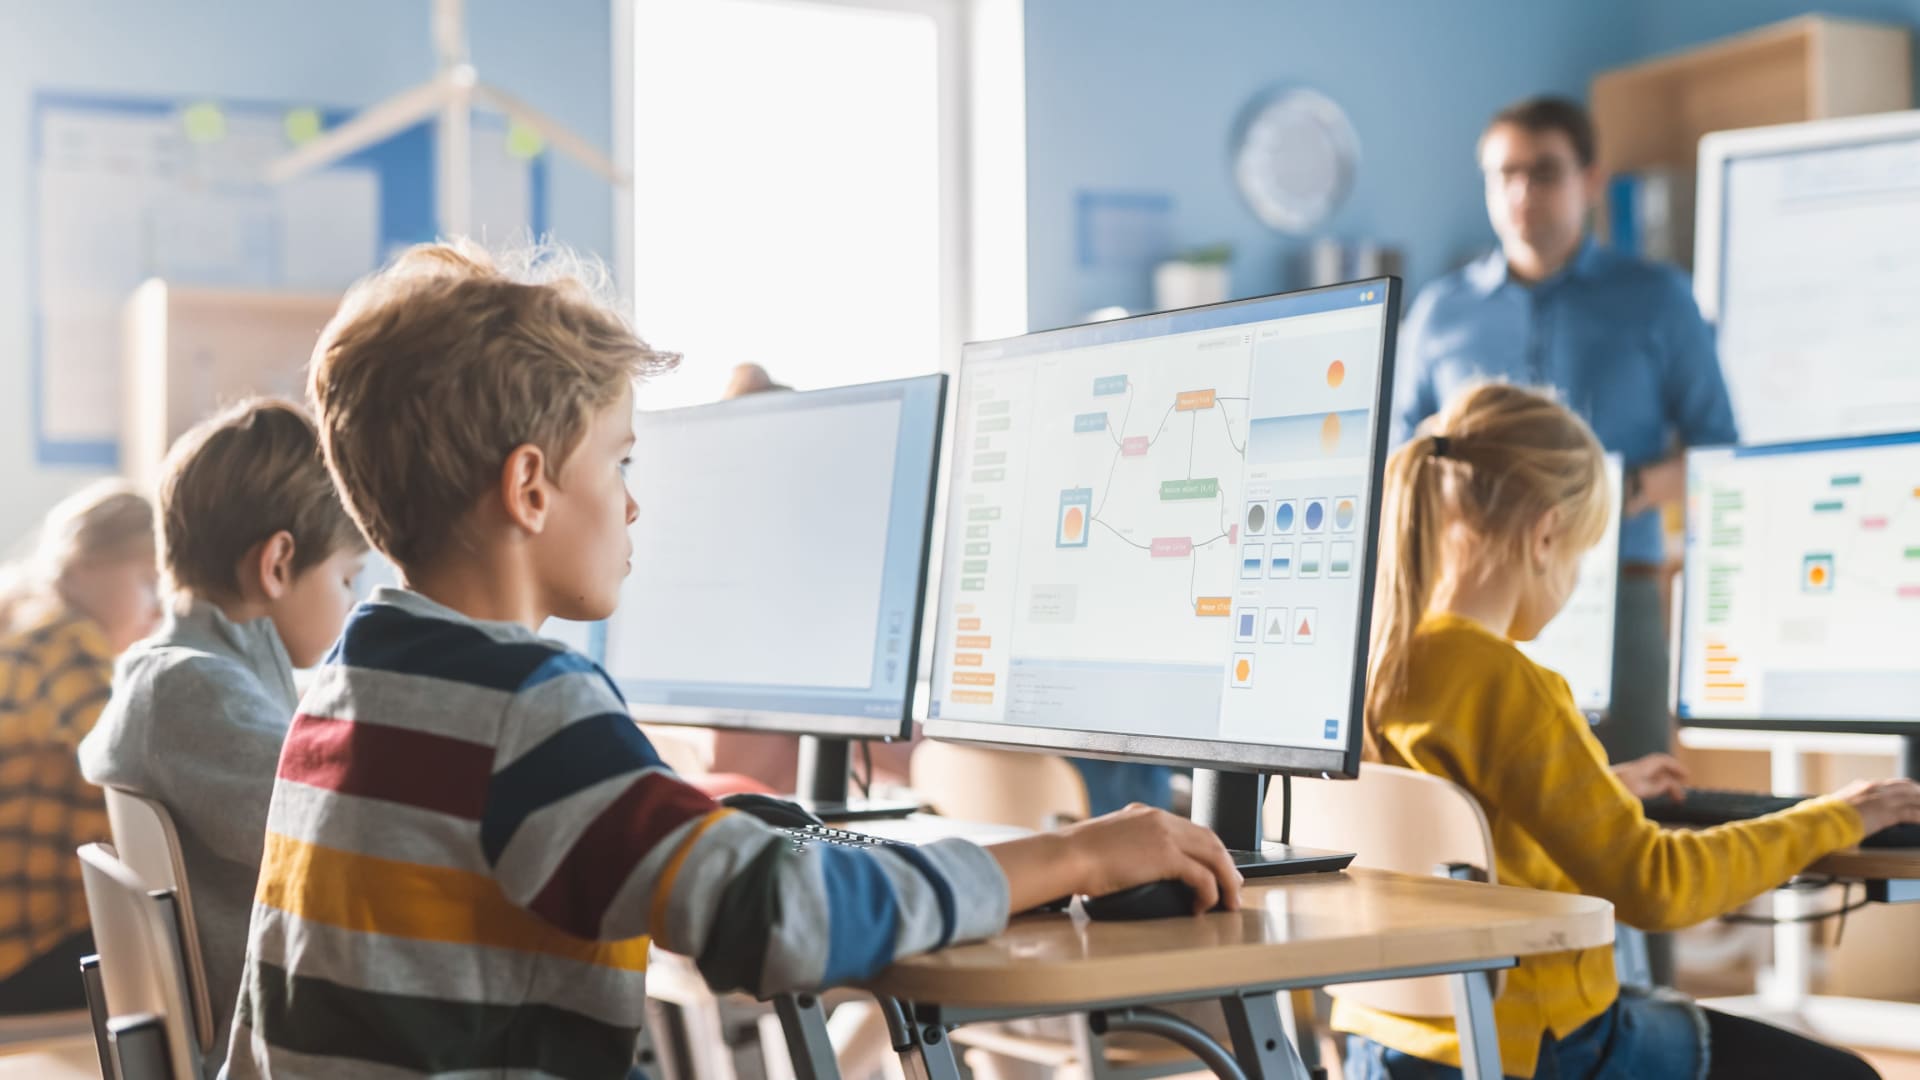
[
  {"xmin": 909, "ymin": 741, "xmax": 1211, "ymax": 1079},
  {"xmin": 75, "ymin": 843, "xmax": 202, "ymax": 1079},
  {"xmin": 101, "ymin": 789, "xmax": 216, "ymax": 1057},
  {"xmin": 908, "ymin": 742, "xmax": 1089, "ymax": 830},
  {"xmin": 1282, "ymin": 763, "xmax": 1506, "ymax": 1017}
]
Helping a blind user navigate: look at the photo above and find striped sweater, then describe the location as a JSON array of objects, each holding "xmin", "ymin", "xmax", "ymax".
[{"xmin": 224, "ymin": 588, "xmax": 1009, "ymax": 1079}]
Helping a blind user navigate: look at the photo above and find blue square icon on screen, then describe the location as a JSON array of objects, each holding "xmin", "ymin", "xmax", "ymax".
[{"xmin": 1323, "ymin": 719, "xmax": 1339, "ymax": 740}]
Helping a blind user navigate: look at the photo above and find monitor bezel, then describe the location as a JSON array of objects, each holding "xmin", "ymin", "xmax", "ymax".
[
  {"xmin": 923, "ymin": 278, "xmax": 1402, "ymax": 779},
  {"xmin": 614, "ymin": 373, "xmax": 948, "ymax": 741},
  {"xmin": 1517, "ymin": 452, "xmax": 1625, "ymax": 725},
  {"xmin": 1675, "ymin": 429, "xmax": 1920, "ymax": 738}
]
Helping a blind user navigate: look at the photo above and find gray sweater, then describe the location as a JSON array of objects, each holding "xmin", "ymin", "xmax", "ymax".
[{"xmin": 79, "ymin": 599, "xmax": 297, "ymax": 1070}]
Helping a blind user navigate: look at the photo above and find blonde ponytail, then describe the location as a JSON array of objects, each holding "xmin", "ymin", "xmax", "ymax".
[
  {"xmin": 0, "ymin": 480, "xmax": 155, "ymax": 634},
  {"xmin": 1364, "ymin": 384, "xmax": 1610, "ymax": 753}
]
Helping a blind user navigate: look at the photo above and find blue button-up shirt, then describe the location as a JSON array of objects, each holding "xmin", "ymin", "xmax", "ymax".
[{"xmin": 1391, "ymin": 237, "xmax": 1739, "ymax": 566}]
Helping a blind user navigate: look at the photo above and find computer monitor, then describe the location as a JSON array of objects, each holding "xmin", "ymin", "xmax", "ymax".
[
  {"xmin": 926, "ymin": 280, "xmax": 1400, "ymax": 861},
  {"xmin": 1516, "ymin": 453, "xmax": 1624, "ymax": 722},
  {"xmin": 1695, "ymin": 111, "xmax": 1920, "ymax": 444},
  {"xmin": 603, "ymin": 374, "xmax": 948, "ymax": 809},
  {"xmin": 1677, "ymin": 432, "xmax": 1920, "ymax": 764}
]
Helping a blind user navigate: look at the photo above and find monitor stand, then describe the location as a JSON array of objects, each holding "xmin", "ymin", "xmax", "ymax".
[
  {"xmin": 1191, "ymin": 769, "xmax": 1354, "ymax": 879},
  {"xmin": 791, "ymin": 735, "xmax": 922, "ymax": 823}
]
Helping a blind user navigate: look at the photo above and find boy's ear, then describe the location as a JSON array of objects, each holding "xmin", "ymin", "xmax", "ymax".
[
  {"xmin": 500, "ymin": 443, "xmax": 551, "ymax": 535},
  {"xmin": 255, "ymin": 530, "xmax": 298, "ymax": 601}
]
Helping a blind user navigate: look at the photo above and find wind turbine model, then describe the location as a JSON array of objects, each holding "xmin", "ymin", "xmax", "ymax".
[{"xmin": 266, "ymin": 0, "xmax": 625, "ymax": 239}]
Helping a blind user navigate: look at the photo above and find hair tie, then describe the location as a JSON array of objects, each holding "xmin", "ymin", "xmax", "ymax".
[{"xmin": 1431, "ymin": 435, "xmax": 1451, "ymax": 458}]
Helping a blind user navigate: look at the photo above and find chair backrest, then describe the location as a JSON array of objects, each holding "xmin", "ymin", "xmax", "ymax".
[
  {"xmin": 76, "ymin": 843, "xmax": 203, "ymax": 1080},
  {"xmin": 109, "ymin": 1014, "xmax": 176, "ymax": 1080},
  {"xmin": 1281, "ymin": 764, "xmax": 1504, "ymax": 1015},
  {"xmin": 909, "ymin": 741, "xmax": 1090, "ymax": 831},
  {"xmin": 636, "ymin": 723, "xmax": 713, "ymax": 779},
  {"xmin": 81, "ymin": 954, "xmax": 116, "ymax": 1078},
  {"xmin": 102, "ymin": 789, "xmax": 215, "ymax": 1053}
]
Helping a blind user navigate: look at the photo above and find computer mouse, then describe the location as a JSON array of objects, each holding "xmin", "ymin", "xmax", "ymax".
[
  {"xmin": 719, "ymin": 792, "xmax": 826, "ymax": 829},
  {"xmin": 1080, "ymin": 880, "xmax": 1226, "ymax": 921}
]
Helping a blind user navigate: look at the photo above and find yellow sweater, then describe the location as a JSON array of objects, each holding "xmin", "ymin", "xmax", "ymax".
[
  {"xmin": 1331, "ymin": 612, "xmax": 1863, "ymax": 1077},
  {"xmin": 0, "ymin": 609, "xmax": 115, "ymax": 982}
]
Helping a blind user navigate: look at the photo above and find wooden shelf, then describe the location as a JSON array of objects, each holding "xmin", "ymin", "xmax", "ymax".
[
  {"xmin": 1594, "ymin": 15, "xmax": 1911, "ymax": 177},
  {"xmin": 1590, "ymin": 15, "xmax": 1912, "ymax": 260}
]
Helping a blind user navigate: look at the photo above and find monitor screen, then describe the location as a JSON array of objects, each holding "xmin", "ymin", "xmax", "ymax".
[
  {"xmin": 1697, "ymin": 113, "xmax": 1920, "ymax": 444},
  {"xmin": 603, "ymin": 374, "xmax": 947, "ymax": 738},
  {"xmin": 1677, "ymin": 431, "xmax": 1920, "ymax": 734},
  {"xmin": 1516, "ymin": 453, "xmax": 1624, "ymax": 720},
  {"xmin": 926, "ymin": 281, "xmax": 1399, "ymax": 776}
]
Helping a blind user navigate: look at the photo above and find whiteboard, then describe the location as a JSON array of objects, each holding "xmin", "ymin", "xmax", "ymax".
[
  {"xmin": 29, "ymin": 91, "xmax": 547, "ymax": 467},
  {"xmin": 1695, "ymin": 111, "xmax": 1920, "ymax": 445}
]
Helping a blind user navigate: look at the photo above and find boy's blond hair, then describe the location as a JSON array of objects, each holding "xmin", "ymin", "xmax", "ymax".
[
  {"xmin": 308, "ymin": 242, "xmax": 678, "ymax": 570},
  {"xmin": 158, "ymin": 399, "xmax": 365, "ymax": 599}
]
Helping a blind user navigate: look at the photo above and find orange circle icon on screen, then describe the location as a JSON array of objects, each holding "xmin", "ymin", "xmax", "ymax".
[
  {"xmin": 1235, "ymin": 657, "xmax": 1251, "ymax": 682},
  {"xmin": 1809, "ymin": 564, "xmax": 1827, "ymax": 587},
  {"xmin": 1327, "ymin": 360, "xmax": 1345, "ymax": 388},
  {"xmin": 1063, "ymin": 506, "xmax": 1085, "ymax": 541},
  {"xmin": 1320, "ymin": 412, "xmax": 1341, "ymax": 453}
]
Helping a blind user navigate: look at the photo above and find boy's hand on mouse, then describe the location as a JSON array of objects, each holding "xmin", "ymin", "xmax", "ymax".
[
  {"xmin": 1060, "ymin": 804, "xmax": 1243, "ymax": 915},
  {"xmin": 989, "ymin": 805, "xmax": 1242, "ymax": 916},
  {"xmin": 1612, "ymin": 753, "xmax": 1689, "ymax": 801},
  {"xmin": 1835, "ymin": 778, "xmax": 1920, "ymax": 836}
]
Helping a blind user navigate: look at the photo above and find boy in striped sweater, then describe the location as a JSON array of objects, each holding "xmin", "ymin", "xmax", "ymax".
[{"xmin": 222, "ymin": 242, "xmax": 1241, "ymax": 1079}]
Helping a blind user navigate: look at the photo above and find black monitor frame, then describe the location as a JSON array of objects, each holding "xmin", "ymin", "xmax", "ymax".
[{"xmin": 924, "ymin": 278, "xmax": 1402, "ymax": 783}]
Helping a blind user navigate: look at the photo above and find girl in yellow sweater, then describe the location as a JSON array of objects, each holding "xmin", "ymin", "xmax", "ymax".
[{"xmin": 1338, "ymin": 383, "xmax": 1920, "ymax": 1080}]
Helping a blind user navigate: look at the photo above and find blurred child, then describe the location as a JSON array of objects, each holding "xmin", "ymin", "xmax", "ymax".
[
  {"xmin": 82, "ymin": 399, "xmax": 366, "ymax": 1063},
  {"xmin": 0, "ymin": 481, "xmax": 157, "ymax": 1013}
]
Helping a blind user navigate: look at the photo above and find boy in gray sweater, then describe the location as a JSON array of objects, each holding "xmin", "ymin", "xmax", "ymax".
[{"xmin": 80, "ymin": 399, "xmax": 366, "ymax": 1067}]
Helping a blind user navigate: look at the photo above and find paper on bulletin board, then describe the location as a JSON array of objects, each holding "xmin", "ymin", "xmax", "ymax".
[
  {"xmin": 29, "ymin": 94, "xmax": 544, "ymax": 469},
  {"xmin": 31, "ymin": 99, "xmax": 380, "ymax": 464}
]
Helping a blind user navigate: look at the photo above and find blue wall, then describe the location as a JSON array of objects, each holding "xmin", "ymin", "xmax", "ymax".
[
  {"xmin": 0, "ymin": 0, "xmax": 614, "ymax": 548},
  {"xmin": 1023, "ymin": 0, "xmax": 1637, "ymax": 331},
  {"xmin": 1023, "ymin": 1, "xmax": 1919, "ymax": 333}
]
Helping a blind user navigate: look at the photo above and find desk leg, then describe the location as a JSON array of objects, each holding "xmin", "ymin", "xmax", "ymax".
[
  {"xmin": 1450, "ymin": 970, "xmax": 1502, "ymax": 1080},
  {"xmin": 878, "ymin": 999, "xmax": 965, "ymax": 1080},
  {"xmin": 1219, "ymin": 992, "xmax": 1310, "ymax": 1080},
  {"xmin": 772, "ymin": 993, "xmax": 842, "ymax": 1080}
]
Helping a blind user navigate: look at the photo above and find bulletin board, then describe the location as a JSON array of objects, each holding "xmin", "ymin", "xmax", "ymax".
[{"xmin": 28, "ymin": 90, "xmax": 549, "ymax": 468}]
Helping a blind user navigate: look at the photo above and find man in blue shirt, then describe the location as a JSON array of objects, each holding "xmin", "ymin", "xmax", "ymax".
[{"xmin": 1393, "ymin": 97, "xmax": 1738, "ymax": 767}]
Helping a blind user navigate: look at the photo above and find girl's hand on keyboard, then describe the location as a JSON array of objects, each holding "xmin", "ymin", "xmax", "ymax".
[
  {"xmin": 1836, "ymin": 778, "xmax": 1920, "ymax": 836},
  {"xmin": 1612, "ymin": 753, "xmax": 1689, "ymax": 801}
]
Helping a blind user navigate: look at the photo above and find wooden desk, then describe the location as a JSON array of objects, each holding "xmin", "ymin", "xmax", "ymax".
[
  {"xmin": 1808, "ymin": 843, "xmax": 1920, "ymax": 889},
  {"xmin": 775, "ymin": 868, "xmax": 1613, "ymax": 1080},
  {"xmin": 1702, "ymin": 842, "xmax": 1920, "ymax": 1053}
]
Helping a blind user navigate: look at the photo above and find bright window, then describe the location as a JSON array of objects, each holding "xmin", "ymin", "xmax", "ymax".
[{"xmin": 630, "ymin": 0, "xmax": 958, "ymax": 408}]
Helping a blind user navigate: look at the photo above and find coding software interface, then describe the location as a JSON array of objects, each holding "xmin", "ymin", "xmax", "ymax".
[
  {"xmin": 1680, "ymin": 432, "xmax": 1920, "ymax": 726},
  {"xmin": 931, "ymin": 286, "xmax": 1391, "ymax": 756}
]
